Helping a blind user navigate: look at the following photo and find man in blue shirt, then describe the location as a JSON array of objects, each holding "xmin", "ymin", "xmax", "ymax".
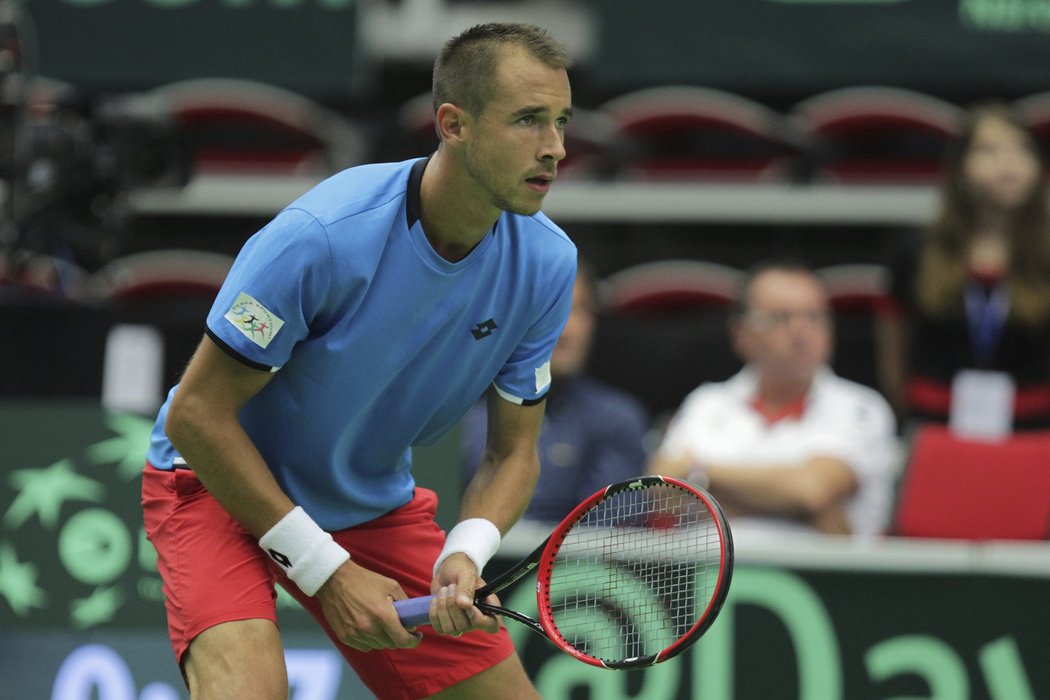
[{"xmin": 142, "ymin": 23, "xmax": 576, "ymax": 700}]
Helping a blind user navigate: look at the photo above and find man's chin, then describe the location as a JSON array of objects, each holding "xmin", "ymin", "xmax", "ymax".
[{"xmin": 507, "ymin": 203, "xmax": 543, "ymax": 216}]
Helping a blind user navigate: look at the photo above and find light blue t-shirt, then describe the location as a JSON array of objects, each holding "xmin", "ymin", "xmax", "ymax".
[{"xmin": 147, "ymin": 158, "xmax": 577, "ymax": 530}]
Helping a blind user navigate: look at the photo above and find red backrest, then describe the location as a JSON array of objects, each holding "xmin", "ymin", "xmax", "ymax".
[
  {"xmin": 893, "ymin": 425, "xmax": 1050, "ymax": 541},
  {"xmin": 600, "ymin": 86, "xmax": 802, "ymax": 182},
  {"xmin": 791, "ymin": 86, "xmax": 962, "ymax": 184}
]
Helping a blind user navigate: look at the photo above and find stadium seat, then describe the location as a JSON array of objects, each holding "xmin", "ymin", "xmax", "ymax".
[
  {"xmin": 817, "ymin": 263, "xmax": 890, "ymax": 389},
  {"xmin": 589, "ymin": 260, "xmax": 744, "ymax": 419},
  {"xmin": 556, "ymin": 107, "xmax": 619, "ymax": 180},
  {"xmin": 89, "ymin": 248, "xmax": 233, "ymax": 302},
  {"xmin": 1013, "ymin": 91, "xmax": 1050, "ymax": 161},
  {"xmin": 600, "ymin": 259, "xmax": 744, "ymax": 315},
  {"xmin": 395, "ymin": 90, "xmax": 440, "ymax": 161},
  {"xmin": 89, "ymin": 249, "xmax": 233, "ymax": 392},
  {"xmin": 598, "ymin": 85, "xmax": 804, "ymax": 182},
  {"xmin": 151, "ymin": 78, "xmax": 364, "ymax": 176},
  {"xmin": 790, "ymin": 86, "xmax": 963, "ymax": 184},
  {"xmin": 892, "ymin": 425, "xmax": 1050, "ymax": 541}
]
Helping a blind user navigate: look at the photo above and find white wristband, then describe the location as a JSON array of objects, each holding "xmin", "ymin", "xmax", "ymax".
[
  {"xmin": 259, "ymin": 506, "xmax": 349, "ymax": 596},
  {"xmin": 433, "ymin": 518, "xmax": 502, "ymax": 577}
]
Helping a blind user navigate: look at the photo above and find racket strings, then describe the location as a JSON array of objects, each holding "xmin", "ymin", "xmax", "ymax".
[{"xmin": 545, "ymin": 483, "xmax": 723, "ymax": 664}]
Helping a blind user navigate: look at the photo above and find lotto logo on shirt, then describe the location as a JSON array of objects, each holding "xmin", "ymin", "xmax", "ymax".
[{"xmin": 225, "ymin": 291, "xmax": 285, "ymax": 349}]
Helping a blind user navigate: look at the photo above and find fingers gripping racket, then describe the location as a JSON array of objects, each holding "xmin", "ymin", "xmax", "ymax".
[{"xmin": 394, "ymin": 475, "xmax": 733, "ymax": 670}]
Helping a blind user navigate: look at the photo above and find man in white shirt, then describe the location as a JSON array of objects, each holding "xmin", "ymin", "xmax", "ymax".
[{"xmin": 648, "ymin": 260, "xmax": 897, "ymax": 537}]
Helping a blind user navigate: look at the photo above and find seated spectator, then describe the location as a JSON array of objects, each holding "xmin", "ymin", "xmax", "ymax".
[
  {"xmin": 648, "ymin": 260, "xmax": 897, "ymax": 537},
  {"xmin": 877, "ymin": 101, "xmax": 1050, "ymax": 432},
  {"xmin": 461, "ymin": 260, "xmax": 650, "ymax": 523}
]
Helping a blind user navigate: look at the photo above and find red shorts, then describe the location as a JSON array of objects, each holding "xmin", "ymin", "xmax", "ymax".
[{"xmin": 141, "ymin": 464, "xmax": 515, "ymax": 700}]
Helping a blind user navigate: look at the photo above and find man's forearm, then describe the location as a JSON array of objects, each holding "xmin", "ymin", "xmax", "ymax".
[
  {"xmin": 706, "ymin": 457, "xmax": 856, "ymax": 519},
  {"xmin": 167, "ymin": 399, "xmax": 294, "ymax": 538},
  {"xmin": 459, "ymin": 450, "xmax": 540, "ymax": 534}
]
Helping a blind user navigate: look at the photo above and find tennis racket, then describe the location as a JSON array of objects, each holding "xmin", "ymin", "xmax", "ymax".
[{"xmin": 394, "ymin": 475, "xmax": 733, "ymax": 670}]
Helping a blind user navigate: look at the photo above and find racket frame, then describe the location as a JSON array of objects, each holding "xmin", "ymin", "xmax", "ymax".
[
  {"xmin": 398, "ymin": 475, "xmax": 734, "ymax": 670},
  {"xmin": 532, "ymin": 475, "xmax": 734, "ymax": 669}
]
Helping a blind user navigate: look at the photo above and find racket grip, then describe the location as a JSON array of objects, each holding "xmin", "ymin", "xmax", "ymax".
[{"xmin": 393, "ymin": 595, "xmax": 434, "ymax": 627}]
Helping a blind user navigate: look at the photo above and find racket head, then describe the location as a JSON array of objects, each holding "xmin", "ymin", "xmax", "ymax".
[{"xmin": 534, "ymin": 475, "xmax": 733, "ymax": 669}]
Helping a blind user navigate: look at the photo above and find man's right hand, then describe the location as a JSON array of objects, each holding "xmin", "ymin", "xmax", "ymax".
[{"xmin": 314, "ymin": 560, "xmax": 423, "ymax": 652}]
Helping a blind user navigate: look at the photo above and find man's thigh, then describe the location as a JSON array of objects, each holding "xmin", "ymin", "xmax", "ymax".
[
  {"xmin": 428, "ymin": 653, "xmax": 540, "ymax": 700},
  {"xmin": 183, "ymin": 619, "xmax": 288, "ymax": 700}
]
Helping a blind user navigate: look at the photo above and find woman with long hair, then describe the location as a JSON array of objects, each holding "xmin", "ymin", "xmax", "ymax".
[{"xmin": 877, "ymin": 101, "xmax": 1050, "ymax": 431}]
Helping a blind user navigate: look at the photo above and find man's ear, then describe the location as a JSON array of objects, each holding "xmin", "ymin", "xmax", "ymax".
[{"xmin": 435, "ymin": 103, "xmax": 469, "ymax": 145}]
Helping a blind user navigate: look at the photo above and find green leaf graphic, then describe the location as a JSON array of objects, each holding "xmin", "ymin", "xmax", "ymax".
[
  {"xmin": 70, "ymin": 586, "xmax": 125, "ymax": 629},
  {"xmin": 4, "ymin": 460, "xmax": 105, "ymax": 529},
  {"xmin": 0, "ymin": 542, "xmax": 48, "ymax": 616},
  {"xmin": 86, "ymin": 413, "xmax": 155, "ymax": 480}
]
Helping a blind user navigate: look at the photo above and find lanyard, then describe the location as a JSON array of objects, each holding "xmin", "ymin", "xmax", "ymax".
[{"xmin": 963, "ymin": 281, "xmax": 1010, "ymax": 367}]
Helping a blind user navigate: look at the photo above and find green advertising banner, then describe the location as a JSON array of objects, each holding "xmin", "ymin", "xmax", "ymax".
[
  {"xmin": 593, "ymin": 0, "xmax": 1050, "ymax": 95},
  {"xmin": 0, "ymin": 401, "xmax": 327, "ymax": 630},
  {"xmin": 2, "ymin": 401, "xmax": 1049, "ymax": 698},
  {"xmin": 22, "ymin": 0, "xmax": 365, "ymax": 98},
  {"xmin": 17, "ymin": 0, "xmax": 1050, "ymax": 101}
]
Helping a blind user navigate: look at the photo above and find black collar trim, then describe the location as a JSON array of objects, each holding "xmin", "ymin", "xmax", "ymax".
[{"xmin": 406, "ymin": 157, "xmax": 427, "ymax": 229}]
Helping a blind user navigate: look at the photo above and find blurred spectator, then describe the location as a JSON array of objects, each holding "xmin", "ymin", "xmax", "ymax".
[
  {"xmin": 461, "ymin": 259, "xmax": 649, "ymax": 523},
  {"xmin": 877, "ymin": 102, "xmax": 1050, "ymax": 432},
  {"xmin": 648, "ymin": 260, "xmax": 897, "ymax": 537}
]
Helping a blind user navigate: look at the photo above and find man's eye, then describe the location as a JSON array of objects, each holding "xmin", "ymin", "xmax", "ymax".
[{"xmin": 519, "ymin": 115, "xmax": 536, "ymax": 125}]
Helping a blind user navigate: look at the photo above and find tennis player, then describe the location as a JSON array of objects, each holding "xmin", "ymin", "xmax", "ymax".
[{"xmin": 141, "ymin": 23, "xmax": 575, "ymax": 699}]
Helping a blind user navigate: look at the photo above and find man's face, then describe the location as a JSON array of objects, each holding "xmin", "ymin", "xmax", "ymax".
[
  {"xmin": 462, "ymin": 46, "xmax": 573, "ymax": 216},
  {"xmin": 733, "ymin": 270, "xmax": 832, "ymax": 382},
  {"xmin": 551, "ymin": 274, "xmax": 595, "ymax": 379}
]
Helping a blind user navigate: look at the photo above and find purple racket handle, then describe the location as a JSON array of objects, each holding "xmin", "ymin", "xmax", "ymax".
[{"xmin": 394, "ymin": 595, "xmax": 434, "ymax": 627}]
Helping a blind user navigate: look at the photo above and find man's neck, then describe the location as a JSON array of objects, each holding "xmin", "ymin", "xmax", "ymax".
[
  {"xmin": 753, "ymin": 373, "xmax": 812, "ymax": 414},
  {"xmin": 418, "ymin": 149, "xmax": 501, "ymax": 262}
]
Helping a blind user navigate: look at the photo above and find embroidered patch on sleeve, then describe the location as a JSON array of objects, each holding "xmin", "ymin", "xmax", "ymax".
[
  {"xmin": 535, "ymin": 360, "xmax": 552, "ymax": 393},
  {"xmin": 224, "ymin": 291, "xmax": 285, "ymax": 349}
]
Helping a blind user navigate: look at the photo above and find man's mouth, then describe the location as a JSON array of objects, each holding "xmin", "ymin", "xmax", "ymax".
[{"xmin": 526, "ymin": 174, "xmax": 554, "ymax": 192}]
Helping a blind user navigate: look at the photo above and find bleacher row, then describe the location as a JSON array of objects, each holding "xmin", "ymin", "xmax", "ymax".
[
  {"xmin": 23, "ymin": 76, "xmax": 1050, "ymax": 183},
  {"xmin": 5, "ymin": 250, "xmax": 1049, "ymax": 541},
  {"xmin": 0, "ymin": 252, "xmax": 884, "ymax": 411},
  {"xmin": 589, "ymin": 259, "xmax": 887, "ymax": 417},
  {"xmin": 161, "ymin": 82, "xmax": 1050, "ymax": 182},
  {"xmin": 364, "ymin": 83, "xmax": 1050, "ymax": 183}
]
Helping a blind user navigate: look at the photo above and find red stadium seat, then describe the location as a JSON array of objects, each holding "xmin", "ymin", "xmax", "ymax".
[
  {"xmin": 791, "ymin": 86, "xmax": 963, "ymax": 184},
  {"xmin": 396, "ymin": 90, "xmax": 439, "ymax": 161},
  {"xmin": 151, "ymin": 78, "xmax": 363, "ymax": 176},
  {"xmin": 88, "ymin": 249, "xmax": 235, "ymax": 397},
  {"xmin": 90, "ymin": 249, "xmax": 233, "ymax": 301},
  {"xmin": 817, "ymin": 264, "xmax": 890, "ymax": 390},
  {"xmin": 892, "ymin": 425, "xmax": 1050, "ymax": 541},
  {"xmin": 556, "ymin": 107, "xmax": 619, "ymax": 180},
  {"xmin": 600, "ymin": 259, "xmax": 744, "ymax": 315},
  {"xmin": 599, "ymin": 86, "xmax": 803, "ymax": 182},
  {"xmin": 589, "ymin": 260, "xmax": 744, "ymax": 418},
  {"xmin": 817, "ymin": 263, "xmax": 889, "ymax": 313},
  {"xmin": 1014, "ymin": 91, "xmax": 1050, "ymax": 164}
]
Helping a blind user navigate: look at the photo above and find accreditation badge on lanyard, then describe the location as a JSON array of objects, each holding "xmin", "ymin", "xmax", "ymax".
[{"xmin": 949, "ymin": 282, "xmax": 1015, "ymax": 440}]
